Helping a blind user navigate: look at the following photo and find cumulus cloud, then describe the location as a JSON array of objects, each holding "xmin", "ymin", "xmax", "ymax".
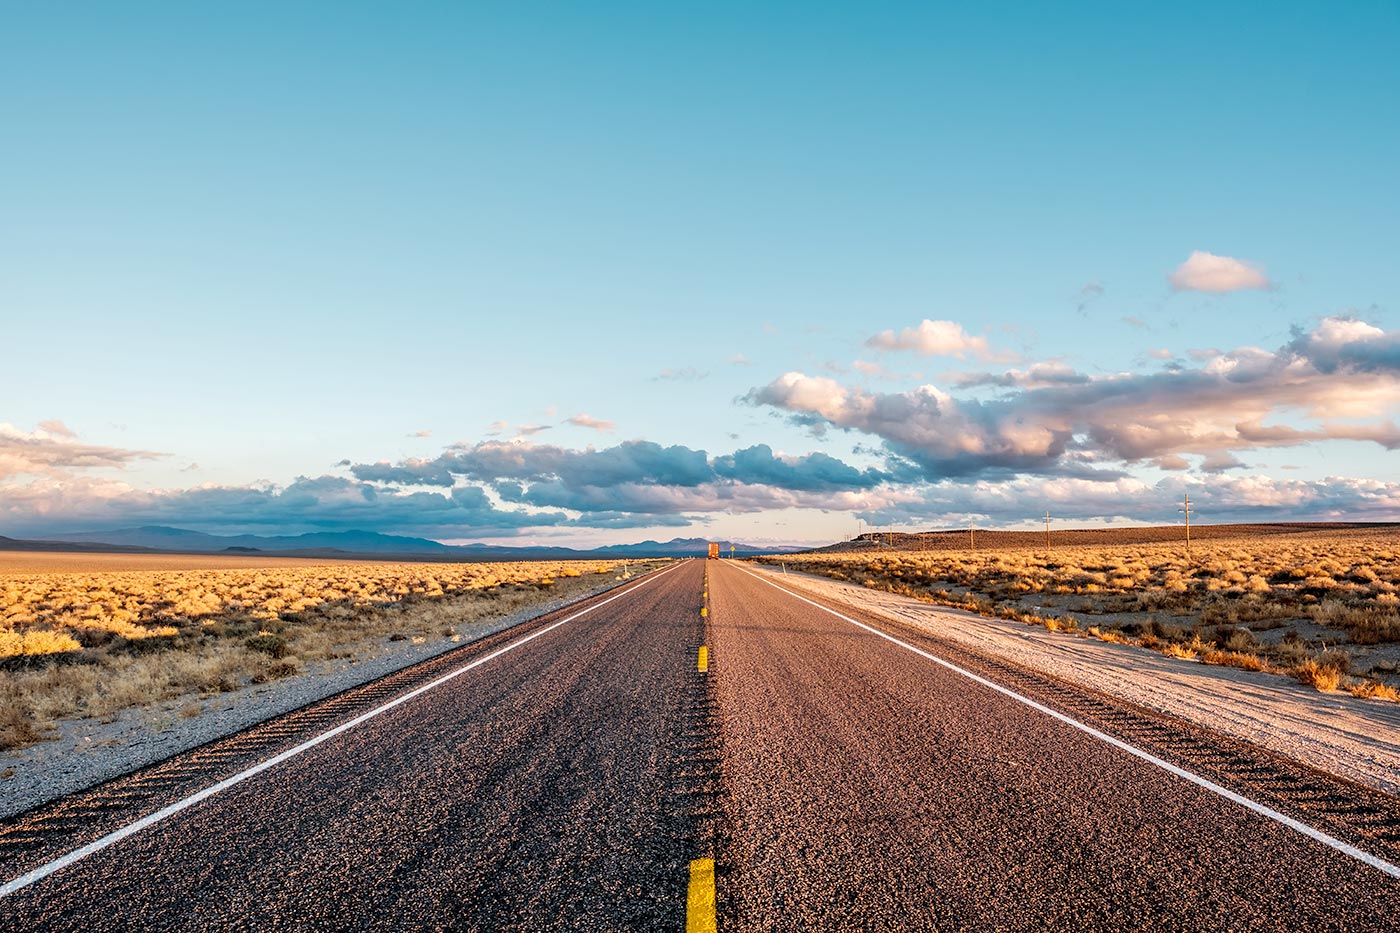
[
  {"xmin": 865, "ymin": 319, "xmax": 1016, "ymax": 362},
  {"xmin": 711, "ymin": 444, "xmax": 891, "ymax": 492},
  {"xmin": 0, "ymin": 473, "xmax": 577, "ymax": 537},
  {"xmin": 747, "ymin": 317, "xmax": 1400, "ymax": 480},
  {"xmin": 345, "ymin": 439, "xmax": 896, "ymax": 520},
  {"xmin": 1169, "ymin": 250, "xmax": 1271, "ymax": 293},
  {"xmin": 566, "ymin": 413, "xmax": 616, "ymax": 431},
  {"xmin": 0, "ymin": 423, "xmax": 162, "ymax": 480},
  {"xmin": 852, "ymin": 473, "xmax": 1400, "ymax": 528}
]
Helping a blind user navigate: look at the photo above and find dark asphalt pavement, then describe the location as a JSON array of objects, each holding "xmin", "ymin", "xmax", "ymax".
[
  {"xmin": 710, "ymin": 561, "xmax": 1399, "ymax": 932},
  {"xmin": 2, "ymin": 558, "xmax": 1398, "ymax": 931}
]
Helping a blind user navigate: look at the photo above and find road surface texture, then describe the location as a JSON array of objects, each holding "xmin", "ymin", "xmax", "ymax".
[
  {"xmin": 2, "ymin": 558, "xmax": 1397, "ymax": 931},
  {"xmin": 0, "ymin": 562, "xmax": 711, "ymax": 931},
  {"xmin": 708, "ymin": 560, "xmax": 1399, "ymax": 932}
]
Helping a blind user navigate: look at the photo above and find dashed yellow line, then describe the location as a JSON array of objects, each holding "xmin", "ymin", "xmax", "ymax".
[
  {"xmin": 686, "ymin": 857, "xmax": 717, "ymax": 933},
  {"xmin": 697, "ymin": 645, "xmax": 708, "ymax": 672}
]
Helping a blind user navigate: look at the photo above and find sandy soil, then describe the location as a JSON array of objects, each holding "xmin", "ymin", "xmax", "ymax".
[{"xmin": 752, "ymin": 564, "xmax": 1400, "ymax": 795}]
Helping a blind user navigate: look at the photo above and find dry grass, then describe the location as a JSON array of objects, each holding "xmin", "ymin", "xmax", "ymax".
[
  {"xmin": 0, "ymin": 555, "xmax": 655, "ymax": 749},
  {"xmin": 761, "ymin": 526, "xmax": 1400, "ymax": 701}
]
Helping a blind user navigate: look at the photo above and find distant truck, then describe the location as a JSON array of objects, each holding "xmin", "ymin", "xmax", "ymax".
[{"xmin": 707, "ymin": 542, "xmax": 721, "ymax": 559}]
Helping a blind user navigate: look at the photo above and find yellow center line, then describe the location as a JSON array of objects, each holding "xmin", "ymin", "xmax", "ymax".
[
  {"xmin": 697, "ymin": 645, "xmax": 708, "ymax": 672},
  {"xmin": 686, "ymin": 857, "xmax": 717, "ymax": 933}
]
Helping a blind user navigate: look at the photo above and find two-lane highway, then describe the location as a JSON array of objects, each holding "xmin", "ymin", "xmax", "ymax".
[{"xmin": 2, "ymin": 557, "xmax": 1398, "ymax": 931}]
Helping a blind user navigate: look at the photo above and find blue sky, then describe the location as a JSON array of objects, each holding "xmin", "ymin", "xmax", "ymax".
[{"xmin": 4, "ymin": 2, "xmax": 1400, "ymax": 546}]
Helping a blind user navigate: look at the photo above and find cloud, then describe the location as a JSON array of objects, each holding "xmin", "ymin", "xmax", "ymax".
[
  {"xmin": 0, "ymin": 423, "xmax": 162, "ymax": 481},
  {"xmin": 865, "ymin": 319, "xmax": 1016, "ymax": 362},
  {"xmin": 747, "ymin": 317, "xmax": 1400, "ymax": 480},
  {"xmin": 0, "ymin": 473, "xmax": 577, "ymax": 537},
  {"xmin": 852, "ymin": 360, "xmax": 922, "ymax": 381},
  {"xmin": 728, "ymin": 353, "xmax": 752, "ymax": 366},
  {"xmin": 566, "ymin": 413, "xmax": 616, "ymax": 431},
  {"xmin": 711, "ymin": 444, "xmax": 891, "ymax": 492},
  {"xmin": 1285, "ymin": 317, "xmax": 1400, "ymax": 374},
  {"xmin": 1077, "ymin": 281, "xmax": 1104, "ymax": 313},
  {"xmin": 409, "ymin": 429, "xmax": 432, "ymax": 438},
  {"xmin": 346, "ymin": 439, "xmax": 895, "ymax": 520},
  {"xmin": 654, "ymin": 367, "xmax": 709, "ymax": 381},
  {"xmin": 848, "ymin": 473, "xmax": 1400, "ymax": 528},
  {"xmin": 946, "ymin": 362, "xmax": 1091, "ymax": 389},
  {"xmin": 1169, "ymin": 251, "xmax": 1271, "ymax": 293},
  {"xmin": 485, "ymin": 421, "xmax": 508, "ymax": 437},
  {"xmin": 514, "ymin": 423, "xmax": 551, "ymax": 437}
]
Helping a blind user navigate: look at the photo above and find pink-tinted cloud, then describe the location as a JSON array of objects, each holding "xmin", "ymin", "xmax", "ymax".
[
  {"xmin": 865, "ymin": 319, "xmax": 1017, "ymax": 362},
  {"xmin": 854, "ymin": 473, "xmax": 1400, "ymax": 527},
  {"xmin": 0, "ymin": 423, "xmax": 162, "ymax": 480},
  {"xmin": 748, "ymin": 317, "xmax": 1400, "ymax": 478},
  {"xmin": 1169, "ymin": 250, "xmax": 1271, "ymax": 293},
  {"xmin": 566, "ymin": 413, "xmax": 616, "ymax": 431}
]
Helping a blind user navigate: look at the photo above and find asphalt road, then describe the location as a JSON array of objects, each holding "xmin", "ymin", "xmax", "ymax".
[{"xmin": 2, "ymin": 558, "xmax": 1398, "ymax": 931}]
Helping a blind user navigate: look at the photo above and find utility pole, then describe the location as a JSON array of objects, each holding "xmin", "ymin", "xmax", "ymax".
[
  {"xmin": 969, "ymin": 518, "xmax": 975, "ymax": 551},
  {"xmin": 1180, "ymin": 493, "xmax": 1192, "ymax": 561},
  {"xmin": 888, "ymin": 523, "xmax": 894, "ymax": 548},
  {"xmin": 1044, "ymin": 510, "xmax": 1051, "ymax": 556}
]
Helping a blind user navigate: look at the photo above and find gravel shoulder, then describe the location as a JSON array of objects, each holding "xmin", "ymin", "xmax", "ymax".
[
  {"xmin": 0, "ymin": 571, "xmax": 646, "ymax": 819},
  {"xmin": 750, "ymin": 563, "xmax": 1400, "ymax": 796}
]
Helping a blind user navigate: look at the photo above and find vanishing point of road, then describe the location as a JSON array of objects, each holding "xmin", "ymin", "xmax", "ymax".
[{"xmin": 2, "ymin": 559, "xmax": 1397, "ymax": 931}]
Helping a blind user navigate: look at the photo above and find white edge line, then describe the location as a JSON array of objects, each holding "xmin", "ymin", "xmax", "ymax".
[
  {"xmin": 729, "ymin": 562, "xmax": 1400, "ymax": 881},
  {"xmin": 0, "ymin": 561, "xmax": 686, "ymax": 898}
]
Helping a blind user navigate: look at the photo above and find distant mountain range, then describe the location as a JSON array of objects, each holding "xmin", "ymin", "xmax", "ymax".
[{"xmin": 0, "ymin": 526, "xmax": 797, "ymax": 560}]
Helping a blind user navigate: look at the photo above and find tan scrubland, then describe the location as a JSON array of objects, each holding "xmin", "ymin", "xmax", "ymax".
[
  {"xmin": 761, "ymin": 526, "xmax": 1400, "ymax": 702},
  {"xmin": 0, "ymin": 555, "xmax": 654, "ymax": 749}
]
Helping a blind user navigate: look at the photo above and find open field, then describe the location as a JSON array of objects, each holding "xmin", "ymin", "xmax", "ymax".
[
  {"xmin": 760, "ymin": 525, "xmax": 1400, "ymax": 700},
  {"xmin": 0, "ymin": 553, "xmax": 657, "ymax": 749},
  {"xmin": 0, "ymin": 551, "xmax": 363, "ymax": 574}
]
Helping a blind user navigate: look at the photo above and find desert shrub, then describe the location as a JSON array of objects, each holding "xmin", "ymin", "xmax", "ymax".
[
  {"xmin": 244, "ymin": 632, "xmax": 290, "ymax": 658},
  {"xmin": 1293, "ymin": 660, "xmax": 1343, "ymax": 692},
  {"xmin": 1350, "ymin": 681, "xmax": 1400, "ymax": 701},
  {"xmin": 1200, "ymin": 649, "xmax": 1267, "ymax": 672}
]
